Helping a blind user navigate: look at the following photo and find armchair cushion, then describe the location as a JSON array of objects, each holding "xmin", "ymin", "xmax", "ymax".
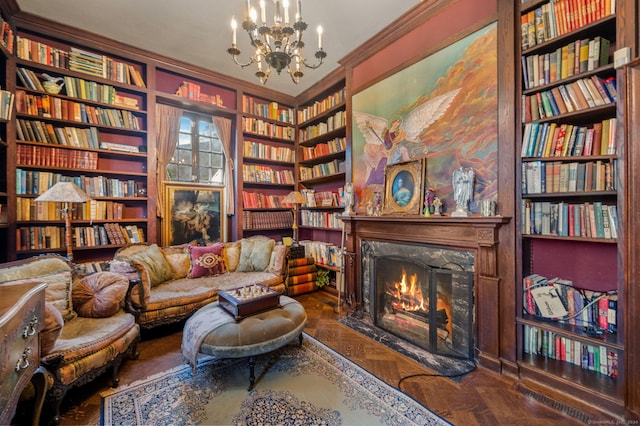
[
  {"xmin": 188, "ymin": 243, "xmax": 225, "ymax": 278},
  {"xmin": 5, "ymin": 271, "xmax": 76, "ymax": 322},
  {"xmin": 237, "ymin": 237, "xmax": 275, "ymax": 272},
  {"xmin": 72, "ymin": 272, "xmax": 129, "ymax": 318},
  {"xmin": 41, "ymin": 302, "xmax": 64, "ymax": 355}
]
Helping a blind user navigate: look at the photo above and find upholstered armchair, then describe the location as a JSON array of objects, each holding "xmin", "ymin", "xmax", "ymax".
[{"xmin": 0, "ymin": 255, "xmax": 140, "ymax": 425}]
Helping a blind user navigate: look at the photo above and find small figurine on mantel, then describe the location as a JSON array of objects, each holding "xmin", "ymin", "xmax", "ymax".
[
  {"xmin": 432, "ymin": 197, "xmax": 443, "ymax": 216},
  {"xmin": 452, "ymin": 166, "xmax": 475, "ymax": 217},
  {"xmin": 342, "ymin": 182, "xmax": 355, "ymax": 216},
  {"xmin": 423, "ymin": 187, "xmax": 435, "ymax": 217}
]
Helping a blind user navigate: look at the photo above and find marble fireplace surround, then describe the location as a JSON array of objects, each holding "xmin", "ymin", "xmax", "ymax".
[{"xmin": 341, "ymin": 215, "xmax": 509, "ymax": 365}]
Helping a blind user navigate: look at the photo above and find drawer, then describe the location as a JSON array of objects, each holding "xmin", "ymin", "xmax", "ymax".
[{"xmin": 0, "ymin": 282, "xmax": 46, "ymax": 425}]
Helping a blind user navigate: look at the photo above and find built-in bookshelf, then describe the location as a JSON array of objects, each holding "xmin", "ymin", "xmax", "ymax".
[
  {"xmin": 517, "ymin": 0, "xmax": 624, "ymax": 415},
  {"xmin": 0, "ymin": 14, "xmax": 12, "ymax": 262},
  {"xmin": 240, "ymin": 93, "xmax": 296, "ymax": 238},
  {"xmin": 10, "ymin": 28, "xmax": 149, "ymax": 261},
  {"xmin": 296, "ymin": 80, "xmax": 346, "ymax": 251}
]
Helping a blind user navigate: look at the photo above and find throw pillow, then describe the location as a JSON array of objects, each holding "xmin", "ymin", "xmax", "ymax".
[
  {"xmin": 237, "ymin": 236, "xmax": 275, "ymax": 272},
  {"xmin": 223, "ymin": 242, "xmax": 241, "ymax": 272},
  {"xmin": 268, "ymin": 243, "xmax": 287, "ymax": 276},
  {"xmin": 128, "ymin": 244, "xmax": 173, "ymax": 287},
  {"xmin": 161, "ymin": 245, "xmax": 191, "ymax": 279},
  {"xmin": 41, "ymin": 302, "xmax": 64, "ymax": 355},
  {"xmin": 72, "ymin": 272, "xmax": 129, "ymax": 318},
  {"xmin": 2, "ymin": 272, "xmax": 76, "ymax": 322},
  {"xmin": 188, "ymin": 243, "xmax": 225, "ymax": 278}
]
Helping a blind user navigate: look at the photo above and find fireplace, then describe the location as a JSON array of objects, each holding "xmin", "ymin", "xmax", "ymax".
[{"xmin": 363, "ymin": 240, "xmax": 474, "ymax": 359}]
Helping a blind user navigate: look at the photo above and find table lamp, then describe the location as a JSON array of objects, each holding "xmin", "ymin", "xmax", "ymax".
[
  {"xmin": 35, "ymin": 182, "xmax": 92, "ymax": 261},
  {"xmin": 282, "ymin": 190, "xmax": 307, "ymax": 242}
]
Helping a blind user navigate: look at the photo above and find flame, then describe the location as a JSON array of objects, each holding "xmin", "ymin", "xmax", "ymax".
[{"xmin": 388, "ymin": 268, "xmax": 428, "ymax": 312}]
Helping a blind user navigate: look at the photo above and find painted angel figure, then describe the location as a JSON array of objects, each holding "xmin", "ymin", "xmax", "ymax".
[{"xmin": 354, "ymin": 88, "xmax": 461, "ymax": 185}]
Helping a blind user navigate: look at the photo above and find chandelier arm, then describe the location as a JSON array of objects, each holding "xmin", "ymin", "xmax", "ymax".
[
  {"xmin": 300, "ymin": 49, "xmax": 326, "ymax": 69},
  {"xmin": 227, "ymin": 47, "xmax": 256, "ymax": 68}
]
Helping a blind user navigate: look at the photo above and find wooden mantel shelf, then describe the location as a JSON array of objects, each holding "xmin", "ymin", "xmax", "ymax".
[{"xmin": 341, "ymin": 214, "xmax": 511, "ymax": 367}]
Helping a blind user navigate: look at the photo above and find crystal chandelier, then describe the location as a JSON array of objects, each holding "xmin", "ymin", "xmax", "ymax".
[{"xmin": 228, "ymin": 0, "xmax": 326, "ymax": 84}]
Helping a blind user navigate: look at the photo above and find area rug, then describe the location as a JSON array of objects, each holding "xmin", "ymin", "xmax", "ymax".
[
  {"xmin": 339, "ymin": 312, "xmax": 476, "ymax": 380},
  {"xmin": 101, "ymin": 334, "xmax": 449, "ymax": 426}
]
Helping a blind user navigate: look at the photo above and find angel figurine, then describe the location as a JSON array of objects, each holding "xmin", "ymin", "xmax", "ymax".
[
  {"xmin": 452, "ymin": 167, "xmax": 475, "ymax": 217},
  {"xmin": 354, "ymin": 88, "xmax": 461, "ymax": 186}
]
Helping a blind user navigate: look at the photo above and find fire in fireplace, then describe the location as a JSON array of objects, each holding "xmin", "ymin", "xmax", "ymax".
[{"xmin": 362, "ymin": 240, "xmax": 474, "ymax": 360}]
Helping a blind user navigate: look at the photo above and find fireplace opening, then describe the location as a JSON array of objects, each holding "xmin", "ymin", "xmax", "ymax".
[{"xmin": 363, "ymin": 240, "xmax": 475, "ymax": 360}]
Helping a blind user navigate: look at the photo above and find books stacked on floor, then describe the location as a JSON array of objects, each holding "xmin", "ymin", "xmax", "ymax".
[{"xmin": 286, "ymin": 256, "xmax": 317, "ymax": 297}]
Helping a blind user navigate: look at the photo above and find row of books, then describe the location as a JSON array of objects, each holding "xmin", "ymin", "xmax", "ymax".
[
  {"xmin": 299, "ymin": 159, "xmax": 345, "ymax": 181},
  {"xmin": 522, "ymin": 159, "xmax": 616, "ymax": 194},
  {"xmin": 243, "ymin": 140, "xmax": 295, "ymax": 163},
  {"xmin": 242, "ymin": 165, "xmax": 295, "ymax": 185},
  {"xmin": 523, "ymin": 325, "xmax": 618, "ymax": 378},
  {"xmin": 300, "ymin": 189, "xmax": 343, "ymax": 208},
  {"xmin": 300, "ymin": 210, "xmax": 342, "ymax": 230},
  {"xmin": 175, "ymin": 81, "xmax": 225, "ymax": 107},
  {"xmin": 242, "ymin": 210, "xmax": 293, "ymax": 230},
  {"xmin": 16, "ymin": 91, "xmax": 143, "ymax": 130},
  {"xmin": 16, "ymin": 168, "xmax": 143, "ymax": 198},
  {"xmin": 522, "ymin": 200, "xmax": 618, "ymax": 239},
  {"xmin": 242, "ymin": 191, "xmax": 290, "ymax": 209},
  {"xmin": 521, "ymin": 119, "xmax": 616, "ymax": 158},
  {"xmin": 300, "ymin": 137, "xmax": 346, "ymax": 161},
  {"xmin": 520, "ymin": 0, "xmax": 615, "ymax": 51},
  {"xmin": 17, "ymin": 68, "xmax": 140, "ymax": 110},
  {"xmin": 0, "ymin": 14, "xmax": 14, "ymax": 53},
  {"xmin": 16, "ymin": 119, "xmax": 101, "ymax": 148},
  {"xmin": 16, "ymin": 37, "xmax": 146, "ymax": 87},
  {"xmin": 298, "ymin": 110, "xmax": 346, "ymax": 142},
  {"xmin": 15, "ymin": 222, "xmax": 144, "ymax": 251},
  {"xmin": 16, "ymin": 197, "xmax": 126, "ymax": 221},
  {"xmin": 0, "ymin": 89, "xmax": 14, "ymax": 120},
  {"xmin": 297, "ymin": 88, "xmax": 346, "ymax": 123},
  {"xmin": 522, "ymin": 36, "xmax": 610, "ymax": 90},
  {"xmin": 298, "ymin": 240, "xmax": 343, "ymax": 269},
  {"xmin": 242, "ymin": 96, "xmax": 294, "ymax": 124},
  {"xmin": 523, "ymin": 273, "xmax": 617, "ymax": 330},
  {"xmin": 523, "ymin": 76, "xmax": 616, "ymax": 122},
  {"xmin": 242, "ymin": 117, "xmax": 295, "ymax": 140},
  {"xmin": 17, "ymin": 144, "xmax": 98, "ymax": 170}
]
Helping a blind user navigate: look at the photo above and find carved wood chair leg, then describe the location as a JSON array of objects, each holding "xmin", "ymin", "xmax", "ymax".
[{"xmin": 247, "ymin": 356, "xmax": 256, "ymax": 391}]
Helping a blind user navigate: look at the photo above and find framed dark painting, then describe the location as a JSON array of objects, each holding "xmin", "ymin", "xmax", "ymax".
[{"xmin": 163, "ymin": 183, "xmax": 225, "ymax": 246}]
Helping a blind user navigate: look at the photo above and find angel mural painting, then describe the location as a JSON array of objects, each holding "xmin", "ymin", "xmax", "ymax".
[{"xmin": 354, "ymin": 88, "xmax": 461, "ymax": 186}]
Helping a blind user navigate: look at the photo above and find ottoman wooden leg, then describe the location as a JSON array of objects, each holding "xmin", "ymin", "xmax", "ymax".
[
  {"xmin": 298, "ymin": 333, "xmax": 304, "ymax": 346},
  {"xmin": 248, "ymin": 356, "xmax": 256, "ymax": 391}
]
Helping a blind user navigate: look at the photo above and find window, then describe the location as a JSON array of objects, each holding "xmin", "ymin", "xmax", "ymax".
[{"xmin": 168, "ymin": 113, "xmax": 225, "ymax": 184}]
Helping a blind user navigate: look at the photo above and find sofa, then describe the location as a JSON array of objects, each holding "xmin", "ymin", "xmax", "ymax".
[
  {"xmin": 0, "ymin": 255, "xmax": 140, "ymax": 425},
  {"xmin": 112, "ymin": 235, "xmax": 288, "ymax": 330}
]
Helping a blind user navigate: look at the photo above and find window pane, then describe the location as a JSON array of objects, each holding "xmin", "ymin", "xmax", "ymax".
[
  {"xmin": 177, "ymin": 149, "xmax": 192, "ymax": 165},
  {"xmin": 211, "ymin": 139, "xmax": 223, "ymax": 153},
  {"xmin": 211, "ymin": 169, "xmax": 223, "ymax": 184},
  {"xmin": 178, "ymin": 165, "xmax": 192, "ymax": 181},
  {"xmin": 211, "ymin": 153, "xmax": 223, "ymax": 168},
  {"xmin": 199, "ymin": 120, "xmax": 217, "ymax": 137},
  {"xmin": 199, "ymin": 153, "xmax": 211, "ymax": 167},
  {"xmin": 167, "ymin": 164, "xmax": 178, "ymax": 181},
  {"xmin": 199, "ymin": 138, "xmax": 212, "ymax": 152},
  {"xmin": 178, "ymin": 133, "xmax": 192, "ymax": 147},
  {"xmin": 179, "ymin": 117, "xmax": 192, "ymax": 133}
]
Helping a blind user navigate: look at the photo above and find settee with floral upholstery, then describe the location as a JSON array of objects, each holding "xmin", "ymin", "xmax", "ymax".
[
  {"xmin": 112, "ymin": 235, "xmax": 288, "ymax": 330},
  {"xmin": 0, "ymin": 255, "xmax": 139, "ymax": 425}
]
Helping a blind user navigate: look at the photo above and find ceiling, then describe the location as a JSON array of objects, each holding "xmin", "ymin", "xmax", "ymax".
[{"xmin": 15, "ymin": 0, "xmax": 420, "ymax": 96}]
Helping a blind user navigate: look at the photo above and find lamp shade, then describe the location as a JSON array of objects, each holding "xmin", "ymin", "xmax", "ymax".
[
  {"xmin": 35, "ymin": 182, "xmax": 92, "ymax": 203},
  {"xmin": 282, "ymin": 190, "xmax": 306, "ymax": 205}
]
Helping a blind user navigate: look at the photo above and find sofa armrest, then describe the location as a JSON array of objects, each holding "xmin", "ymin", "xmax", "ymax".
[{"xmin": 124, "ymin": 277, "xmax": 143, "ymax": 322}]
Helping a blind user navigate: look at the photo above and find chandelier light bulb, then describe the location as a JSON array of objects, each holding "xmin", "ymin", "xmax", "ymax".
[
  {"xmin": 317, "ymin": 25, "xmax": 323, "ymax": 49},
  {"xmin": 231, "ymin": 17, "xmax": 237, "ymax": 45},
  {"xmin": 283, "ymin": 0, "xmax": 290, "ymax": 25}
]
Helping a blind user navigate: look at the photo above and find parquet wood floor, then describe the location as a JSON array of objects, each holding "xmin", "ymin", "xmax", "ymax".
[{"xmin": 18, "ymin": 290, "xmax": 617, "ymax": 425}]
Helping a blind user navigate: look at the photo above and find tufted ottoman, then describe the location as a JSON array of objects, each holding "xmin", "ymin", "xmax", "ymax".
[{"xmin": 181, "ymin": 295, "xmax": 307, "ymax": 390}]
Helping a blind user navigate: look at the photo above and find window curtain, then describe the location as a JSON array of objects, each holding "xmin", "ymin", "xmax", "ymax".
[
  {"xmin": 155, "ymin": 103, "xmax": 182, "ymax": 218},
  {"xmin": 212, "ymin": 116, "xmax": 235, "ymax": 215}
]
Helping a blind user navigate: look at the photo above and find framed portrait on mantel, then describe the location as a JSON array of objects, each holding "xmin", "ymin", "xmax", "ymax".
[
  {"xmin": 382, "ymin": 158, "xmax": 426, "ymax": 215},
  {"xmin": 163, "ymin": 183, "xmax": 225, "ymax": 246}
]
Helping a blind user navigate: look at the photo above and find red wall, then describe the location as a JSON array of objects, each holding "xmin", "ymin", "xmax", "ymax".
[{"xmin": 352, "ymin": 0, "xmax": 497, "ymax": 93}]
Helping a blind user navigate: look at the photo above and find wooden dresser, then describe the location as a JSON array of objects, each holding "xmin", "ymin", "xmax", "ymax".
[{"xmin": 0, "ymin": 281, "xmax": 47, "ymax": 425}]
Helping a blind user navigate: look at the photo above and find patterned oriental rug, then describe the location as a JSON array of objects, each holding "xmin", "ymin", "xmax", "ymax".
[{"xmin": 101, "ymin": 334, "xmax": 449, "ymax": 426}]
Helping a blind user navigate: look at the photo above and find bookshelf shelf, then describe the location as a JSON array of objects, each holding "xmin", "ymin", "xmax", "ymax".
[
  {"xmin": 299, "ymin": 172, "xmax": 345, "ymax": 186},
  {"xmin": 516, "ymin": 0, "xmax": 626, "ymax": 415}
]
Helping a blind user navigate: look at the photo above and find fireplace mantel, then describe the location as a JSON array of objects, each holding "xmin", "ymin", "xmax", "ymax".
[{"xmin": 341, "ymin": 214, "xmax": 510, "ymax": 366}]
